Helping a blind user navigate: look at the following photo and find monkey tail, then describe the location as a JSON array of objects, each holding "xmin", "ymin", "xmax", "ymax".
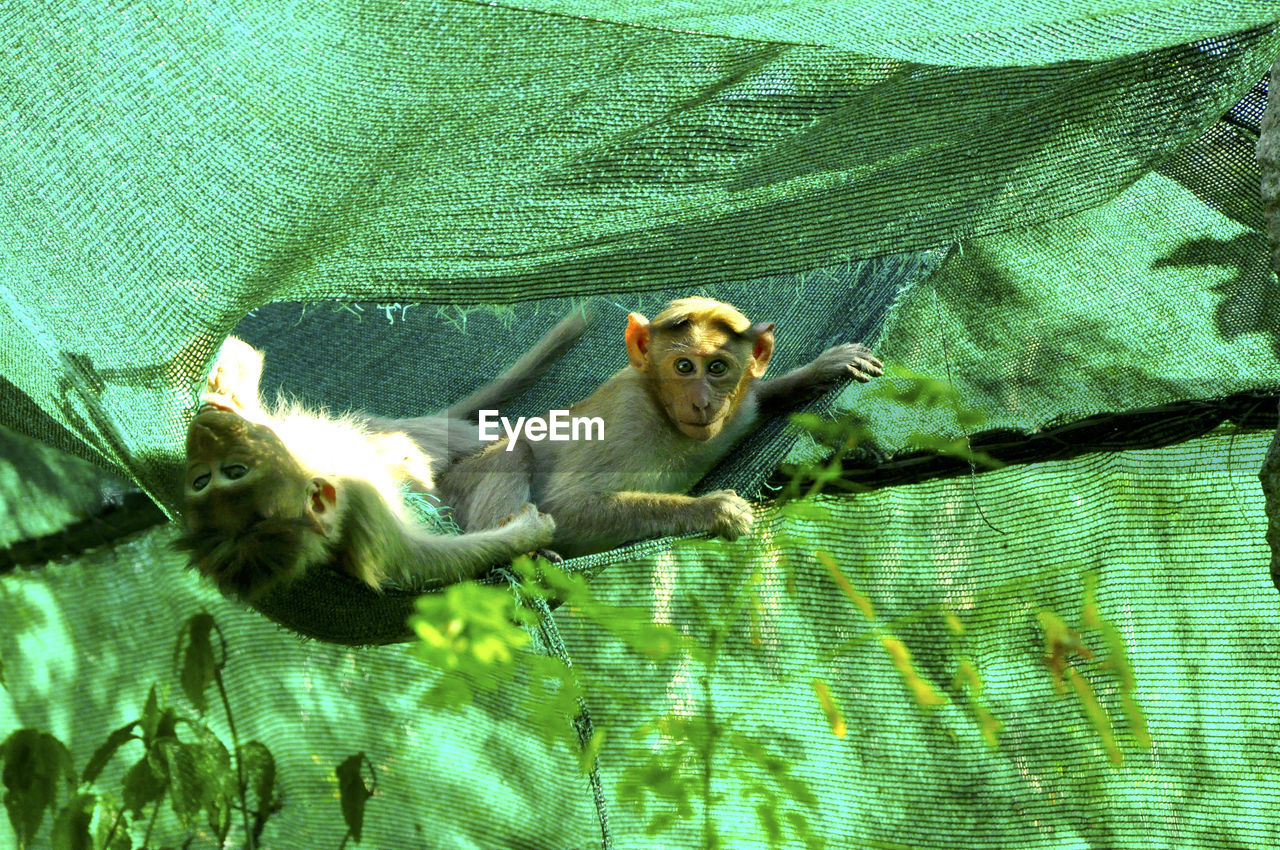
[{"xmin": 448, "ymin": 308, "xmax": 593, "ymax": 420}]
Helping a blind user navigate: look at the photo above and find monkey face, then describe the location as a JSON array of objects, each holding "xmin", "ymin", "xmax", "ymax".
[
  {"xmin": 654, "ymin": 345, "xmax": 751, "ymax": 441},
  {"xmin": 183, "ymin": 406, "xmax": 310, "ymax": 532},
  {"xmin": 629, "ymin": 302, "xmax": 774, "ymax": 442}
]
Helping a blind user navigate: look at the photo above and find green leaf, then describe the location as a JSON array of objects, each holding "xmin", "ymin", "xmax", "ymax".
[
  {"xmin": 139, "ymin": 686, "xmax": 169, "ymax": 748},
  {"xmin": 156, "ymin": 708, "xmax": 178, "ymax": 745},
  {"xmin": 785, "ymin": 810, "xmax": 827, "ymax": 850},
  {"xmin": 162, "ymin": 740, "xmax": 225, "ymax": 827},
  {"xmin": 577, "ymin": 729, "xmax": 605, "ymax": 776},
  {"xmin": 784, "ymin": 809, "xmax": 811, "ymax": 835},
  {"xmin": 594, "ymin": 614, "xmax": 683, "ymax": 662},
  {"xmin": 614, "ymin": 776, "xmax": 645, "ymax": 809},
  {"xmin": 906, "ymin": 433, "xmax": 1005, "ymax": 469},
  {"xmin": 788, "ymin": 412, "xmax": 829, "ymax": 432},
  {"xmin": 815, "ymin": 551, "xmax": 875, "ymax": 621},
  {"xmin": 121, "ymin": 750, "xmax": 168, "ymax": 818},
  {"xmin": 953, "ymin": 658, "xmax": 1003, "ymax": 747},
  {"xmin": 410, "ymin": 582, "xmax": 529, "ymax": 692},
  {"xmin": 336, "ymin": 753, "xmax": 374, "ymax": 843},
  {"xmin": 1, "ymin": 728, "xmax": 77, "ymax": 847},
  {"xmin": 83, "ymin": 722, "xmax": 140, "ymax": 785},
  {"xmin": 1065, "ymin": 667, "xmax": 1122, "ymax": 765},
  {"xmin": 93, "ymin": 800, "xmax": 131, "ymax": 850},
  {"xmin": 1037, "ymin": 610, "xmax": 1094, "ymax": 693},
  {"xmin": 810, "ymin": 679, "xmax": 846, "ymax": 739},
  {"xmin": 777, "ymin": 775, "xmax": 818, "ymax": 809},
  {"xmin": 423, "ymin": 674, "xmax": 475, "ymax": 709},
  {"xmin": 954, "ymin": 406, "xmax": 987, "ymax": 428},
  {"xmin": 50, "ymin": 792, "xmax": 96, "ymax": 850},
  {"xmin": 238, "ymin": 741, "xmax": 277, "ymax": 821},
  {"xmin": 880, "ymin": 635, "xmax": 947, "ymax": 709},
  {"xmin": 186, "ymin": 727, "xmax": 233, "ymax": 829},
  {"xmin": 179, "ymin": 614, "xmax": 217, "ymax": 713},
  {"xmin": 1096, "ymin": 621, "xmax": 1138, "ymax": 693},
  {"xmin": 1080, "ymin": 571, "xmax": 1101, "ymax": 629}
]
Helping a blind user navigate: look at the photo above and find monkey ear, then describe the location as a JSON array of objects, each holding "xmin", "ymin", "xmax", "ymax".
[
  {"xmin": 305, "ymin": 477, "xmax": 340, "ymax": 537},
  {"xmin": 747, "ymin": 322, "xmax": 775, "ymax": 378},
  {"xmin": 625, "ymin": 313, "xmax": 652, "ymax": 370}
]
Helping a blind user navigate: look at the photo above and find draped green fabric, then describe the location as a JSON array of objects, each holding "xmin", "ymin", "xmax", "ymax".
[{"xmin": 3, "ymin": 0, "xmax": 1280, "ymax": 847}]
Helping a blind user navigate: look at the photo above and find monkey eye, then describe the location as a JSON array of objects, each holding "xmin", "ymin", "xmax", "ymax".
[
  {"xmin": 192, "ymin": 472, "xmax": 211, "ymax": 491},
  {"xmin": 222, "ymin": 464, "xmax": 248, "ymax": 480},
  {"xmin": 674, "ymin": 358, "xmax": 695, "ymax": 375},
  {"xmin": 707, "ymin": 360, "xmax": 728, "ymax": 376}
]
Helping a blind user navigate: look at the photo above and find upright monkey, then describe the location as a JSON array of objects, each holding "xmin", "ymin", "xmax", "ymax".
[
  {"xmin": 176, "ymin": 313, "xmax": 588, "ymax": 598},
  {"xmin": 439, "ymin": 297, "xmax": 882, "ymax": 558}
]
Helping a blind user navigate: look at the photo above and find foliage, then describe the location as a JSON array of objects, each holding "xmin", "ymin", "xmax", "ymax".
[
  {"xmin": 777, "ymin": 364, "xmax": 1006, "ymax": 502},
  {"xmin": 401, "ymin": 368, "xmax": 1152, "ymax": 847},
  {"xmin": 0, "ymin": 614, "xmax": 283, "ymax": 849},
  {"xmin": 811, "ymin": 548, "xmax": 1002, "ymax": 748},
  {"xmin": 1038, "ymin": 572, "xmax": 1152, "ymax": 764},
  {"xmin": 408, "ymin": 581, "xmax": 540, "ymax": 710},
  {"xmin": 409, "ymin": 553, "xmax": 824, "ymax": 848}
]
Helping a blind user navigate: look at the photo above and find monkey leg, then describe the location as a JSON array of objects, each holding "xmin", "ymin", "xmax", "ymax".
[{"xmin": 436, "ymin": 439, "xmax": 535, "ymax": 532}]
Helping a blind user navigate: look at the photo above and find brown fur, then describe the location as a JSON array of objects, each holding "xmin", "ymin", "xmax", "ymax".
[
  {"xmin": 649, "ymin": 297, "xmax": 752, "ymax": 336},
  {"xmin": 178, "ymin": 314, "xmax": 588, "ymax": 597},
  {"xmin": 439, "ymin": 298, "xmax": 882, "ymax": 558}
]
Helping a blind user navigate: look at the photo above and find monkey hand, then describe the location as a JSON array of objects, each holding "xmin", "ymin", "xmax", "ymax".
[
  {"xmin": 500, "ymin": 502, "xmax": 558, "ymax": 552},
  {"xmin": 202, "ymin": 336, "xmax": 265, "ymax": 412},
  {"xmin": 701, "ymin": 490, "xmax": 754, "ymax": 541},
  {"xmin": 807, "ymin": 343, "xmax": 883, "ymax": 386}
]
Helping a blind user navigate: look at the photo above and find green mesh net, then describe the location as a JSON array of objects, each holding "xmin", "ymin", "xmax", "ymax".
[{"xmin": 3, "ymin": 1, "xmax": 1280, "ymax": 847}]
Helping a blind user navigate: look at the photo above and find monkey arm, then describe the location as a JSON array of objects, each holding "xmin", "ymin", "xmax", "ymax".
[
  {"xmin": 546, "ymin": 489, "xmax": 752, "ymax": 559},
  {"xmin": 330, "ymin": 478, "xmax": 555, "ymax": 589},
  {"xmin": 754, "ymin": 343, "xmax": 883, "ymax": 420},
  {"xmin": 438, "ymin": 443, "xmax": 751, "ymax": 557},
  {"xmin": 372, "ymin": 505, "xmax": 555, "ymax": 588}
]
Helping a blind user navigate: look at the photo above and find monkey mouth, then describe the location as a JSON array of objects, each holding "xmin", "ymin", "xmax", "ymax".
[
  {"xmin": 197, "ymin": 400, "xmax": 235, "ymax": 414},
  {"xmin": 676, "ymin": 420, "xmax": 723, "ymax": 440}
]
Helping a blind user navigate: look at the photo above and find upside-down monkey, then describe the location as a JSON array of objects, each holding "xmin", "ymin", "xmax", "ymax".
[
  {"xmin": 438, "ymin": 297, "xmax": 882, "ymax": 558},
  {"xmin": 176, "ymin": 313, "xmax": 588, "ymax": 598}
]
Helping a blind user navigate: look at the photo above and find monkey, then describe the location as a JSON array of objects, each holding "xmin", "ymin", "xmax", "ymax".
[
  {"xmin": 175, "ymin": 312, "xmax": 589, "ymax": 599},
  {"xmin": 437, "ymin": 297, "xmax": 883, "ymax": 559}
]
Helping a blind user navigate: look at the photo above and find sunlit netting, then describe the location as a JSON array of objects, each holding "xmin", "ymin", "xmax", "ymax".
[{"xmin": 2, "ymin": 1, "xmax": 1280, "ymax": 847}]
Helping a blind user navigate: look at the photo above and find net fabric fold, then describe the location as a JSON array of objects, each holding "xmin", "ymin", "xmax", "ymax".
[{"xmin": 2, "ymin": 5, "xmax": 1280, "ymax": 847}]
